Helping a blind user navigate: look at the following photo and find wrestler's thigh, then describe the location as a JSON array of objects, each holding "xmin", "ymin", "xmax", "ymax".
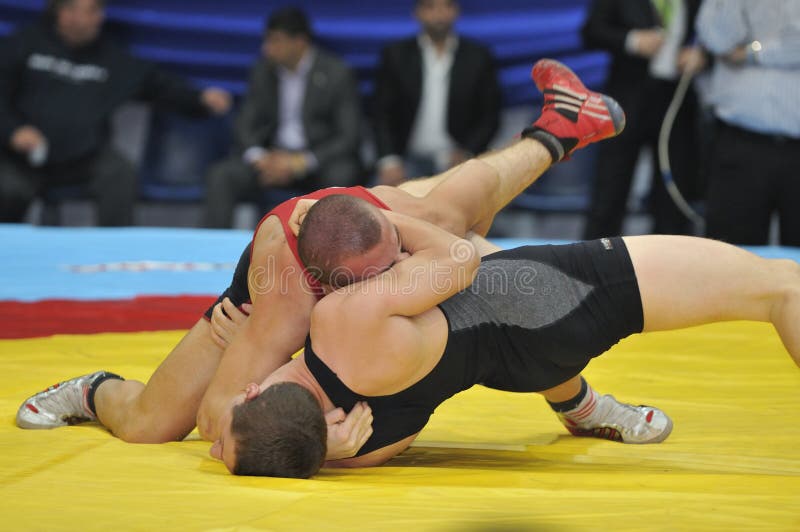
[
  {"xmin": 396, "ymin": 172, "xmax": 451, "ymax": 197},
  {"xmin": 135, "ymin": 318, "xmax": 224, "ymax": 440},
  {"xmin": 624, "ymin": 235, "xmax": 784, "ymax": 332}
]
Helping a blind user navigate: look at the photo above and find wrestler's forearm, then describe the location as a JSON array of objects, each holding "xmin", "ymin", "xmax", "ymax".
[
  {"xmin": 197, "ymin": 293, "xmax": 314, "ymax": 441},
  {"xmin": 197, "ymin": 338, "xmax": 296, "ymax": 441},
  {"xmin": 375, "ymin": 211, "xmax": 479, "ymax": 316},
  {"xmin": 386, "ymin": 209, "xmax": 477, "ymax": 265}
]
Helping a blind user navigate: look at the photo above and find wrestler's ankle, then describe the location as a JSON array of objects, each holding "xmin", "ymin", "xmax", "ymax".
[
  {"xmin": 86, "ymin": 371, "xmax": 125, "ymax": 417},
  {"xmin": 521, "ymin": 129, "xmax": 564, "ymax": 163},
  {"xmin": 547, "ymin": 376, "xmax": 597, "ymax": 424}
]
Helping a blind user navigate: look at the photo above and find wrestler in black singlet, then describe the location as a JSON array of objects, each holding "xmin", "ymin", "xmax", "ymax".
[{"xmin": 304, "ymin": 237, "xmax": 644, "ymax": 456}]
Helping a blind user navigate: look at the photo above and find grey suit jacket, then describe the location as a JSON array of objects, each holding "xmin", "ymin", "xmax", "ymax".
[{"xmin": 234, "ymin": 48, "xmax": 361, "ymax": 185}]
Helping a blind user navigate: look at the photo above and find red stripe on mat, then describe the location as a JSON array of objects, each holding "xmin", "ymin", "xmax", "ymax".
[{"xmin": 0, "ymin": 295, "xmax": 216, "ymax": 339}]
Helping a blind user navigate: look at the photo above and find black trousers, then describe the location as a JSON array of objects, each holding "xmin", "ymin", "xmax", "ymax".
[
  {"xmin": 0, "ymin": 144, "xmax": 137, "ymax": 226},
  {"xmin": 706, "ymin": 122, "xmax": 800, "ymax": 246},
  {"xmin": 583, "ymin": 77, "xmax": 702, "ymax": 239}
]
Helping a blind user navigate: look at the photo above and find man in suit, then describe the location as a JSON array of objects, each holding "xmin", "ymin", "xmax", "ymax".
[
  {"xmin": 372, "ymin": 0, "xmax": 501, "ymax": 186},
  {"xmin": 203, "ymin": 7, "xmax": 362, "ymax": 228},
  {"xmin": 581, "ymin": 0, "xmax": 706, "ymax": 239}
]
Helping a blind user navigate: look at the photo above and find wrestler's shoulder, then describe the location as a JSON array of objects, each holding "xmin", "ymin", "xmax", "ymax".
[{"xmin": 253, "ymin": 214, "xmax": 289, "ymax": 247}]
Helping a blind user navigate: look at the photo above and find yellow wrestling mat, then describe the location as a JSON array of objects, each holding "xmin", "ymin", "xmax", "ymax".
[{"xmin": 1, "ymin": 322, "xmax": 799, "ymax": 531}]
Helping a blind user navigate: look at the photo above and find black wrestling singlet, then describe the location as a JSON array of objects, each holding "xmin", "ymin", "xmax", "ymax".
[{"xmin": 306, "ymin": 238, "xmax": 644, "ymax": 456}]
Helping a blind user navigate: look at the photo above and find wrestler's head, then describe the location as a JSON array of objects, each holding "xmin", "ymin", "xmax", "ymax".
[
  {"xmin": 49, "ymin": 0, "xmax": 105, "ymax": 48},
  {"xmin": 210, "ymin": 382, "xmax": 326, "ymax": 478},
  {"xmin": 298, "ymin": 195, "xmax": 404, "ymax": 289}
]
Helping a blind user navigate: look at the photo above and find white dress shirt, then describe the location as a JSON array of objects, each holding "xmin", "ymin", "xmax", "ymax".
[
  {"xmin": 244, "ymin": 49, "xmax": 318, "ymax": 171},
  {"xmin": 406, "ymin": 33, "xmax": 459, "ymax": 172}
]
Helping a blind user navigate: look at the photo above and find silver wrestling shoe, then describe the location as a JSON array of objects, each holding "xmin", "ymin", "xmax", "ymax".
[
  {"xmin": 16, "ymin": 372, "xmax": 107, "ymax": 429},
  {"xmin": 559, "ymin": 394, "xmax": 673, "ymax": 444}
]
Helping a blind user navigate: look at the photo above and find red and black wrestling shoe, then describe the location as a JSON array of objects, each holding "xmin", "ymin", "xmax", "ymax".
[{"xmin": 522, "ymin": 59, "xmax": 626, "ymax": 162}]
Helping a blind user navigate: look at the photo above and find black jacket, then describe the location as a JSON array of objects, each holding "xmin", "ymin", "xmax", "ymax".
[
  {"xmin": 581, "ymin": 0, "xmax": 701, "ymax": 89},
  {"xmin": 0, "ymin": 22, "xmax": 207, "ymax": 165},
  {"xmin": 372, "ymin": 36, "xmax": 501, "ymax": 159}
]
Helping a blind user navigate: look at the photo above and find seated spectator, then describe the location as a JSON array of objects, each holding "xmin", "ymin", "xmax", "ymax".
[
  {"xmin": 0, "ymin": 0, "xmax": 231, "ymax": 226},
  {"xmin": 203, "ymin": 6, "xmax": 362, "ymax": 229},
  {"xmin": 372, "ymin": 0, "xmax": 501, "ymax": 186}
]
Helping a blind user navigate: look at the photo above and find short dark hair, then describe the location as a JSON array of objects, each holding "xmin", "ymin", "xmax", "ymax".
[
  {"xmin": 47, "ymin": 0, "xmax": 105, "ymax": 15},
  {"xmin": 265, "ymin": 6, "xmax": 312, "ymax": 39},
  {"xmin": 231, "ymin": 382, "xmax": 326, "ymax": 478},
  {"xmin": 297, "ymin": 195, "xmax": 384, "ymax": 288},
  {"xmin": 416, "ymin": 0, "xmax": 458, "ymax": 7}
]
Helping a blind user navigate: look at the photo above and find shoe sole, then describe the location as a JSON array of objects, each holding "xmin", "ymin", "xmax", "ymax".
[
  {"xmin": 566, "ymin": 412, "xmax": 673, "ymax": 444},
  {"xmin": 600, "ymin": 94, "xmax": 626, "ymax": 136}
]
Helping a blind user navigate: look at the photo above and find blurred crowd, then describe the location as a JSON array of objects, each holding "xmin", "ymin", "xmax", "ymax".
[{"xmin": 1, "ymin": 0, "xmax": 798, "ymax": 246}]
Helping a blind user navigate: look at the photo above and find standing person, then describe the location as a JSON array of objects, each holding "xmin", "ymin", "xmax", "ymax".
[
  {"xmin": 372, "ymin": 0, "xmax": 501, "ymax": 185},
  {"xmin": 0, "ymin": 0, "xmax": 231, "ymax": 226},
  {"xmin": 202, "ymin": 6, "xmax": 362, "ymax": 228},
  {"xmin": 696, "ymin": 0, "xmax": 800, "ymax": 246},
  {"xmin": 581, "ymin": 0, "xmax": 706, "ymax": 239}
]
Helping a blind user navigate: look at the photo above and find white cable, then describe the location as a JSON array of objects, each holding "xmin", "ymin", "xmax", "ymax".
[{"xmin": 657, "ymin": 68, "xmax": 705, "ymax": 230}]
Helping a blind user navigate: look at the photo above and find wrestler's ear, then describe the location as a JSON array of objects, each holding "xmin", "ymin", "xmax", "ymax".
[{"xmin": 244, "ymin": 382, "xmax": 261, "ymax": 401}]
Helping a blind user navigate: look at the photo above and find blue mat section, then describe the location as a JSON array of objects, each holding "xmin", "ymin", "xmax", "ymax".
[
  {"xmin": 2, "ymin": 225, "xmax": 799, "ymax": 302},
  {"xmin": 0, "ymin": 225, "xmax": 250, "ymax": 301}
]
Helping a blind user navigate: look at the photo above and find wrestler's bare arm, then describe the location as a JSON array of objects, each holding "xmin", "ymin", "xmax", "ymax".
[{"xmin": 197, "ymin": 217, "xmax": 315, "ymax": 441}]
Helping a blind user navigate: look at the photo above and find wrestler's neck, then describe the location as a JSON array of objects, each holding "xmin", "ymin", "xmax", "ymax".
[{"xmin": 260, "ymin": 355, "xmax": 334, "ymax": 411}]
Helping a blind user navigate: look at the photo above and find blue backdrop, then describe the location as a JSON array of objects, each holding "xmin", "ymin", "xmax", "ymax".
[{"xmin": 0, "ymin": 0, "xmax": 607, "ymax": 107}]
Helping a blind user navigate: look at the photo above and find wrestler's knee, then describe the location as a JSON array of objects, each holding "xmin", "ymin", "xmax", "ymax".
[
  {"xmin": 397, "ymin": 194, "xmax": 467, "ymax": 236},
  {"xmin": 770, "ymin": 258, "xmax": 800, "ymax": 288},
  {"xmin": 765, "ymin": 259, "xmax": 800, "ymax": 313},
  {"xmin": 781, "ymin": 259, "xmax": 800, "ymax": 292},
  {"xmin": 429, "ymin": 207, "xmax": 468, "ymax": 237}
]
